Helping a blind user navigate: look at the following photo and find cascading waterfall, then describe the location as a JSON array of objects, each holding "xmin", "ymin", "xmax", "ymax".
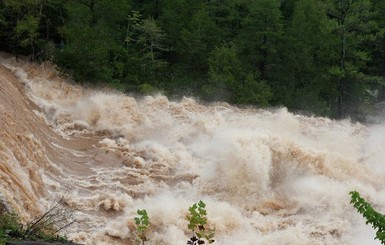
[{"xmin": 0, "ymin": 54, "xmax": 384, "ymax": 244}]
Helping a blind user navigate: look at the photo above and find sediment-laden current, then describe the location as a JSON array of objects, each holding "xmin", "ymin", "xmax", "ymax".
[{"xmin": 0, "ymin": 54, "xmax": 384, "ymax": 244}]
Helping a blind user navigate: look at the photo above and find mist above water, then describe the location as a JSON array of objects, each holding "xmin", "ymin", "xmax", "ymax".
[{"xmin": 0, "ymin": 56, "xmax": 384, "ymax": 244}]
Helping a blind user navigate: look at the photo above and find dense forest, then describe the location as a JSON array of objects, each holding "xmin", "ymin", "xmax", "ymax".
[{"xmin": 1, "ymin": 0, "xmax": 385, "ymax": 120}]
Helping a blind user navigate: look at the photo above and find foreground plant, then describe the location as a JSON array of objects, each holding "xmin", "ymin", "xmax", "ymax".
[
  {"xmin": 186, "ymin": 201, "xmax": 215, "ymax": 244},
  {"xmin": 0, "ymin": 212, "xmax": 23, "ymax": 245},
  {"xmin": 0, "ymin": 197, "xmax": 75, "ymax": 244},
  {"xmin": 134, "ymin": 209, "xmax": 149, "ymax": 244},
  {"xmin": 350, "ymin": 191, "xmax": 385, "ymax": 244}
]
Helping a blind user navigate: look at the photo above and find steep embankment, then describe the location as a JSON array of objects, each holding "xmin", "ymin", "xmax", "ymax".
[
  {"xmin": 0, "ymin": 57, "xmax": 123, "ymax": 224},
  {"xmin": 1, "ymin": 54, "xmax": 385, "ymax": 244},
  {"xmin": 0, "ymin": 63, "xmax": 48, "ymax": 217}
]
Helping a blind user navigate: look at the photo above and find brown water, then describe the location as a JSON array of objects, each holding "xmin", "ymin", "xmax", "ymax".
[{"xmin": 0, "ymin": 55, "xmax": 384, "ymax": 244}]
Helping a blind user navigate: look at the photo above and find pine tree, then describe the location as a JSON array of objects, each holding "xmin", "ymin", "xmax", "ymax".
[
  {"xmin": 327, "ymin": 0, "xmax": 382, "ymax": 118},
  {"xmin": 236, "ymin": 0, "xmax": 283, "ymax": 82},
  {"xmin": 278, "ymin": 0, "xmax": 337, "ymax": 115}
]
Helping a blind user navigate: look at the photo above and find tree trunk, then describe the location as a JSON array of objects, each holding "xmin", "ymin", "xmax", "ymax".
[{"xmin": 336, "ymin": 26, "xmax": 346, "ymax": 119}]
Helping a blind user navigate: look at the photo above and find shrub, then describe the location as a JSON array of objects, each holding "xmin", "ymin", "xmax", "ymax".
[
  {"xmin": 350, "ymin": 191, "xmax": 385, "ymax": 244},
  {"xmin": 186, "ymin": 201, "xmax": 215, "ymax": 244},
  {"xmin": 134, "ymin": 209, "xmax": 150, "ymax": 244},
  {"xmin": 0, "ymin": 197, "xmax": 75, "ymax": 244},
  {"xmin": 0, "ymin": 212, "xmax": 23, "ymax": 245}
]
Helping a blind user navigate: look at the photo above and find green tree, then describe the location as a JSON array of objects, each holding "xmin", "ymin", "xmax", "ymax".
[
  {"xmin": 55, "ymin": 0, "xmax": 131, "ymax": 83},
  {"xmin": 280, "ymin": 0, "xmax": 300, "ymax": 22},
  {"xmin": 276, "ymin": 0, "xmax": 337, "ymax": 115},
  {"xmin": 130, "ymin": 0, "xmax": 162, "ymax": 19},
  {"xmin": 207, "ymin": 0, "xmax": 248, "ymax": 42},
  {"xmin": 125, "ymin": 11, "xmax": 168, "ymax": 89},
  {"xmin": 205, "ymin": 44, "xmax": 271, "ymax": 106},
  {"xmin": 0, "ymin": 0, "xmax": 63, "ymax": 60},
  {"xmin": 236, "ymin": 0, "xmax": 283, "ymax": 82},
  {"xmin": 366, "ymin": 0, "xmax": 385, "ymax": 102},
  {"xmin": 180, "ymin": 5, "xmax": 221, "ymax": 75},
  {"xmin": 159, "ymin": 0, "xmax": 212, "ymax": 95},
  {"xmin": 327, "ymin": 0, "xmax": 382, "ymax": 118},
  {"xmin": 204, "ymin": 44, "xmax": 242, "ymax": 101},
  {"xmin": 158, "ymin": 0, "xmax": 191, "ymax": 60},
  {"xmin": 14, "ymin": 14, "xmax": 39, "ymax": 59}
]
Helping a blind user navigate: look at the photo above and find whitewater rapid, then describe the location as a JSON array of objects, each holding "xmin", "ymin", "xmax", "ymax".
[{"xmin": 0, "ymin": 55, "xmax": 384, "ymax": 244}]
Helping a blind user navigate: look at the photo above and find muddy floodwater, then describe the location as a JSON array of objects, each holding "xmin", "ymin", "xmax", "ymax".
[{"xmin": 0, "ymin": 55, "xmax": 384, "ymax": 244}]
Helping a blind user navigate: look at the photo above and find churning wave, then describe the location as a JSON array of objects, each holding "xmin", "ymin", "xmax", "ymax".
[{"xmin": 0, "ymin": 54, "xmax": 384, "ymax": 244}]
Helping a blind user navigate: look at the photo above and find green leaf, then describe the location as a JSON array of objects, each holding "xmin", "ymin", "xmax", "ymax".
[{"xmin": 350, "ymin": 191, "xmax": 385, "ymax": 244}]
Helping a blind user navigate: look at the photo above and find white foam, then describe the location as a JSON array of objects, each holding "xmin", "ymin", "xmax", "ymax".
[{"xmin": 2, "ymin": 58, "xmax": 385, "ymax": 244}]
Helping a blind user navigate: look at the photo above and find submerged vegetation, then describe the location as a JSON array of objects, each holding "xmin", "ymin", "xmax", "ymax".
[
  {"xmin": 134, "ymin": 209, "xmax": 150, "ymax": 245},
  {"xmin": 131, "ymin": 201, "xmax": 215, "ymax": 244},
  {"xmin": 186, "ymin": 201, "xmax": 215, "ymax": 244},
  {"xmin": 0, "ymin": 0, "xmax": 385, "ymax": 119}
]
